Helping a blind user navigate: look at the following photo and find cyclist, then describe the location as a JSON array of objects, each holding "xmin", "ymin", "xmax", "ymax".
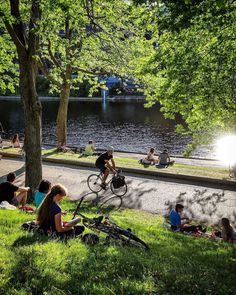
[{"xmin": 95, "ymin": 146, "xmax": 116, "ymax": 189}]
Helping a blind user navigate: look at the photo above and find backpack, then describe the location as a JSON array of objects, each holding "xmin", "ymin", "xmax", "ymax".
[{"xmin": 112, "ymin": 175, "xmax": 126, "ymax": 189}]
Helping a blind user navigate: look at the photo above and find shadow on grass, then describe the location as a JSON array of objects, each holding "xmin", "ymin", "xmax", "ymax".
[
  {"xmin": 12, "ymin": 232, "xmax": 49, "ymax": 247},
  {"xmin": 4, "ymin": 228, "xmax": 236, "ymax": 295}
]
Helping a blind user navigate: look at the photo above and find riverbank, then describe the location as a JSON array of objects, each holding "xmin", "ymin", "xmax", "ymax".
[
  {"xmin": 1, "ymin": 144, "xmax": 235, "ymax": 188},
  {"xmin": 0, "ymin": 95, "xmax": 146, "ymax": 101}
]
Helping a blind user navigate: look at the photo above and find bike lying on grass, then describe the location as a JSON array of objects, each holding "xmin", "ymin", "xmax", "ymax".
[
  {"xmin": 87, "ymin": 169, "xmax": 128, "ymax": 197},
  {"xmin": 72, "ymin": 196, "xmax": 149, "ymax": 250}
]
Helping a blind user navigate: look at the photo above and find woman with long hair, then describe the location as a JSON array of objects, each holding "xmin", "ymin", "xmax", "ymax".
[
  {"xmin": 37, "ymin": 184, "xmax": 84, "ymax": 237},
  {"xmin": 11, "ymin": 134, "xmax": 21, "ymax": 148},
  {"xmin": 146, "ymin": 148, "xmax": 158, "ymax": 165},
  {"xmin": 221, "ymin": 218, "xmax": 236, "ymax": 242}
]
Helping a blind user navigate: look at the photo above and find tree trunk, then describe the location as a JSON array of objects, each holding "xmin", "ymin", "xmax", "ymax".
[
  {"xmin": 56, "ymin": 84, "xmax": 70, "ymax": 148},
  {"xmin": 19, "ymin": 52, "xmax": 42, "ymax": 196}
]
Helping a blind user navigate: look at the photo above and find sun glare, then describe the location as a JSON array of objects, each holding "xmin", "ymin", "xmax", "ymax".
[{"xmin": 216, "ymin": 135, "xmax": 236, "ymax": 165}]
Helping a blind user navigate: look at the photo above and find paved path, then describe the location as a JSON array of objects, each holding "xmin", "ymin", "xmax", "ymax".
[{"xmin": 0, "ymin": 158, "xmax": 235, "ymax": 226}]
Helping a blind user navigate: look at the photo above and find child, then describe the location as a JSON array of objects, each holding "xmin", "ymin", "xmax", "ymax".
[{"xmin": 34, "ymin": 179, "xmax": 51, "ymax": 208}]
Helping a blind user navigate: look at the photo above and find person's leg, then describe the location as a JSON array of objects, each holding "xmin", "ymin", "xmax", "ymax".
[
  {"xmin": 74, "ymin": 225, "xmax": 85, "ymax": 235},
  {"xmin": 102, "ymin": 168, "xmax": 109, "ymax": 184},
  {"xmin": 13, "ymin": 191, "xmax": 27, "ymax": 206}
]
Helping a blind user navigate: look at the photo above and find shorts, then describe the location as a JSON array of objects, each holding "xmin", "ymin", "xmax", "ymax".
[{"xmin": 96, "ymin": 164, "xmax": 108, "ymax": 173}]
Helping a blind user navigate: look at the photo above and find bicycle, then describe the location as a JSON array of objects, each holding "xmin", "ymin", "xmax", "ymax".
[
  {"xmin": 72, "ymin": 196, "xmax": 149, "ymax": 251},
  {"xmin": 87, "ymin": 169, "xmax": 128, "ymax": 197}
]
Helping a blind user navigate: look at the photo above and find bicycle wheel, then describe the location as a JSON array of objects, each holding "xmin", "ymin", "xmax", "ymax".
[
  {"xmin": 97, "ymin": 196, "xmax": 122, "ymax": 214},
  {"xmin": 110, "ymin": 181, "xmax": 127, "ymax": 197},
  {"xmin": 87, "ymin": 174, "xmax": 103, "ymax": 193},
  {"xmin": 115, "ymin": 228, "xmax": 149, "ymax": 251}
]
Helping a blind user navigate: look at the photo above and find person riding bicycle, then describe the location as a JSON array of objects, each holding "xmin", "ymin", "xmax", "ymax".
[{"xmin": 95, "ymin": 146, "xmax": 116, "ymax": 189}]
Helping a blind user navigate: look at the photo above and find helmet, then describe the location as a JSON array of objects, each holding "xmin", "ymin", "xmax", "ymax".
[
  {"xmin": 81, "ymin": 233, "xmax": 99, "ymax": 245},
  {"xmin": 107, "ymin": 146, "xmax": 114, "ymax": 152}
]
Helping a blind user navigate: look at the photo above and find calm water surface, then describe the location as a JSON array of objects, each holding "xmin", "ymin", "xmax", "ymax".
[{"xmin": 0, "ymin": 99, "xmax": 212, "ymax": 157}]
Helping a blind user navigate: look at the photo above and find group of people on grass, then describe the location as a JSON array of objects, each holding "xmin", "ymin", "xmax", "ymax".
[
  {"xmin": 144, "ymin": 148, "xmax": 175, "ymax": 167},
  {"xmin": 170, "ymin": 203, "xmax": 236, "ymax": 242},
  {"xmin": 0, "ymin": 173, "xmax": 85, "ymax": 238}
]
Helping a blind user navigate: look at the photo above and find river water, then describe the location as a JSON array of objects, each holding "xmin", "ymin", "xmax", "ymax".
[{"xmin": 0, "ymin": 99, "xmax": 212, "ymax": 157}]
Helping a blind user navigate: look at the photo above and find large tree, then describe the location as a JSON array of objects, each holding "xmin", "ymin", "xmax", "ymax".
[
  {"xmin": 38, "ymin": 0, "xmax": 151, "ymax": 148},
  {"xmin": 0, "ymin": 0, "xmax": 42, "ymax": 193},
  {"xmin": 136, "ymin": 0, "xmax": 236, "ymax": 154}
]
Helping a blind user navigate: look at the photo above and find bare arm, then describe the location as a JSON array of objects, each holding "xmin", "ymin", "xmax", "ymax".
[
  {"xmin": 17, "ymin": 187, "xmax": 30, "ymax": 193},
  {"xmin": 54, "ymin": 213, "xmax": 73, "ymax": 233},
  {"xmin": 105, "ymin": 159, "xmax": 116, "ymax": 172}
]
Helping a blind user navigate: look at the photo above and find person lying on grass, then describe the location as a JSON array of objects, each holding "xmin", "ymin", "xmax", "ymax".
[
  {"xmin": 170, "ymin": 204, "xmax": 206, "ymax": 233},
  {"xmin": 0, "ymin": 172, "xmax": 29, "ymax": 206},
  {"xmin": 37, "ymin": 184, "xmax": 84, "ymax": 238}
]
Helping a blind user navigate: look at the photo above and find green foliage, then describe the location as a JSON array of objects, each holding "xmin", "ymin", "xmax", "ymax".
[
  {"xmin": 0, "ymin": 32, "xmax": 19, "ymax": 94},
  {"xmin": 0, "ymin": 204, "xmax": 235, "ymax": 295},
  {"xmin": 136, "ymin": 0, "xmax": 236, "ymax": 149}
]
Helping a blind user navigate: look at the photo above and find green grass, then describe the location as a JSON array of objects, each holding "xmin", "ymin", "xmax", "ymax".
[
  {"xmin": 1, "ymin": 147, "xmax": 231, "ymax": 180},
  {"xmin": 0, "ymin": 198, "xmax": 235, "ymax": 295}
]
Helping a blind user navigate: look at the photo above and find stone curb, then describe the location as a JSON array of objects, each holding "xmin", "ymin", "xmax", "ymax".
[{"xmin": 1, "ymin": 151, "xmax": 235, "ymax": 189}]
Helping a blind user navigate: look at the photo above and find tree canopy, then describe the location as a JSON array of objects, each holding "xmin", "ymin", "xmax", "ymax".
[{"xmin": 135, "ymin": 0, "xmax": 236, "ymax": 153}]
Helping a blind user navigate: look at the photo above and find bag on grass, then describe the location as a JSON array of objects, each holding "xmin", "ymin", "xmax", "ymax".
[{"xmin": 139, "ymin": 159, "xmax": 151, "ymax": 165}]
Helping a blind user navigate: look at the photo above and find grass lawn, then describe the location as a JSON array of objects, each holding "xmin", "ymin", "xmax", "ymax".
[
  {"xmin": 1, "ymin": 147, "xmax": 231, "ymax": 180},
  {"xmin": 0, "ymin": 198, "xmax": 235, "ymax": 295}
]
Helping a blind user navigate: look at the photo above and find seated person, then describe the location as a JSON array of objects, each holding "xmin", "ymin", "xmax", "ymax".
[
  {"xmin": 215, "ymin": 218, "xmax": 236, "ymax": 242},
  {"xmin": 11, "ymin": 134, "xmax": 21, "ymax": 148},
  {"xmin": 170, "ymin": 204, "xmax": 204, "ymax": 233},
  {"xmin": 95, "ymin": 146, "xmax": 116, "ymax": 189},
  {"xmin": 34, "ymin": 179, "xmax": 51, "ymax": 208},
  {"xmin": 157, "ymin": 149, "xmax": 175, "ymax": 166},
  {"xmin": 37, "ymin": 184, "xmax": 84, "ymax": 237},
  {"xmin": 146, "ymin": 148, "xmax": 158, "ymax": 165},
  {"xmin": 84, "ymin": 140, "xmax": 95, "ymax": 156},
  {"xmin": 0, "ymin": 172, "xmax": 29, "ymax": 206}
]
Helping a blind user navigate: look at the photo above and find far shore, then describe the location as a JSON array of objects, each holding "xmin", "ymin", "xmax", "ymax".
[{"xmin": 0, "ymin": 95, "xmax": 146, "ymax": 102}]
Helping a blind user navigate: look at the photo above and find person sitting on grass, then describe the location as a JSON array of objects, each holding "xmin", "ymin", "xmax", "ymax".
[
  {"xmin": 170, "ymin": 204, "xmax": 205, "ymax": 233},
  {"xmin": 157, "ymin": 149, "xmax": 175, "ymax": 167},
  {"xmin": 11, "ymin": 134, "xmax": 21, "ymax": 148},
  {"xmin": 37, "ymin": 184, "xmax": 85, "ymax": 237},
  {"xmin": 95, "ymin": 146, "xmax": 116, "ymax": 190},
  {"xmin": 0, "ymin": 172, "xmax": 29, "ymax": 206},
  {"xmin": 84, "ymin": 140, "xmax": 95, "ymax": 156},
  {"xmin": 34, "ymin": 179, "xmax": 51, "ymax": 208},
  {"xmin": 214, "ymin": 218, "xmax": 236, "ymax": 242},
  {"xmin": 146, "ymin": 148, "xmax": 158, "ymax": 165}
]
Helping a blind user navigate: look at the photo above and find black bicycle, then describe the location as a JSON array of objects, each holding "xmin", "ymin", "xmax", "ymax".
[
  {"xmin": 73, "ymin": 196, "xmax": 149, "ymax": 250},
  {"xmin": 87, "ymin": 169, "xmax": 128, "ymax": 197}
]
